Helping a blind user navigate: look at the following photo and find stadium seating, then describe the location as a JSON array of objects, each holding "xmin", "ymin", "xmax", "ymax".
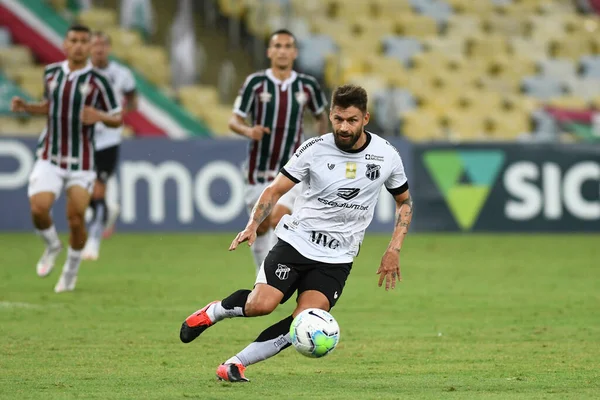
[{"xmin": 214, "ymin": 0, "xmax": 600, "ymax": 142}]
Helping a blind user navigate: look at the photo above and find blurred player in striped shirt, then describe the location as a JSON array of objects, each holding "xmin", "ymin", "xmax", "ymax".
[{"xmin": 228, "ymin": 29, "xmax": 329, "ymax": 274}]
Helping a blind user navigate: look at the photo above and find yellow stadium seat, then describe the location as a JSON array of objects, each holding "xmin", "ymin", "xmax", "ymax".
[
  {"xmin": 445, "ymin": 0, "xmax": 496, "ymax": 14},
  {"xmin": 330, "ymin": 1, "xmax": 374, "ymax": 20},
  {"xmin": 325, "ymin": 54, "xmax": 368, "ymax": 87},
  {"xmin": 477, "ymin": 76, "xmax": 521, "ymax": 94},
  {"xmin": 482, "ymin": 15, "xmax": 528, "ymax": 36},
  {"xmin": 411, "ymin": 52, "xmax": 466, "ymax": 75},
  {"xmin": 547, "ymin": 96, "xmax": 589, "ymax": 109},
  {"xmin": 458, "ymin": 90, "xmax": 504, "ymax": 114},
  {"xmin": 364, "ymin": 56, "xmax": 408, "ymax": 87},
  {"xmin": 509, "ymin": 37, "xmax": 549, "ymax": 61},
  {"xmin": 19, "ymin": 80, "xmax": 45, "ymax": 101},
  {"xmin": 218, "ymin": 0, "xmax": 247, "ymax": 18},
  {"xmin": 396, "ymin": 13, "xmax": 438, "ymax": 38},
  {"xmin": 178, "ymin": 85, "xmax": 221, "ymax": 119},
  {"xmin": 128, "ymin": 46, "xmax": 170, "ymax": 86},
  {"xmin": 592, "ymin": 96, "xmax": 600, "ymax": 108},
  {"xmin": 0, "ymin": 116, "xmax": 45, "ymax": 136},
  {"xmin": 290, "ymin": 0, "xmax": 326, "ymax": 18},
  {"xmin": 203, "ymin": 105, "xmax": 237, "ymax": 136},
  {"xmin": 3, "ymin": 66, "xmax": 45, "ymax": 86},
  {"xmin": 352, "ymin": 17, "xmax": 396, "ymax": 38},
  {"xmin": 400, "ymin": 110, "xmax": 445, "ymax": 142},
  {"xmin": 104, "ymin": 28, "xmax": 143, "ymax": 60},
  {"xmin": 372, "ymin": 0, "xmax": 413, "ymax": 17},
  {"xmin": 445, "ymin": 15, "xmax": 482, "ymax": 38},
  {"xmin": 527, "ymin": 15, "xmax": 567, "ymax": 42},
  {"xmin": 0, "ymin": 46, "xmax": 33, "ymax": 69},
  {"xmin": 467, "ymin": 35, "xmax": 509, "ymax": 58},
  {"xmin": 444, "ymin": 110, "xmax": 487, "ymax": 141},
  {"xmin": 78, "ymin": 9, "xmax": 118, "ymax": 30},
  {"xmin": 310, "ymin": 17, "xmax": 352, "ymax": 37},
  {"xmin": 487, "ymin": 110, "xmax": 531, "ymax": 140},
  {"xmin": 504, "ymin": 94, "xmax": 540, "ymax": 114},
  {"xmin": 550, "ymin": 36, "xmax": 595, "ymax": 61},
  {"xmin": 422, "ymin": 36, "xmax": 466, "ymax": 58}
]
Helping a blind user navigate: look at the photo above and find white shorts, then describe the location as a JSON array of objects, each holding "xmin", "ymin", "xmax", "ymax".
[
  {"xmin": 27, "ymin": 159, "xmax": 96, "ymax": 199},
  {"xmin": 244, "ymin": 181, "xmax": 303, "ymax": 214}
]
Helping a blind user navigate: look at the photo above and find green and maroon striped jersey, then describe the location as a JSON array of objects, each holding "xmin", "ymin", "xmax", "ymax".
[
  {"xmin": 37, "ymin": 61, "xmax": 121, "ymax": 171},
  {"xmin": 233, "ymin": 69, "xmax": 327, "ymax": 184}
]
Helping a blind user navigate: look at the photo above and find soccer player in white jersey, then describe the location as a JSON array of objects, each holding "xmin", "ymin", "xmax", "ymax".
[
  {"xmin": 179, "ymin": 84, "xmax": 413, "ymax": 382},
  {"xmin": 228, "ymin": 29, "xmax": 329, "ymax": 274},
  {"xmin": 82, "ymin": 31, "xmax": 138, "ymax": 260}
]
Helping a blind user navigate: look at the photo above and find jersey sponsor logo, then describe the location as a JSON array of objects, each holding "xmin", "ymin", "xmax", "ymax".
[
  {"xmin": 275, "ymin": 264, "xmax": 290, "ymax": 280},
  {"xmin": 345, "ymin": 162, "xmax": 357, "ymax": 179},
  {"xmin": 327, "ymin": 163, "xmax": 335, "ymax": 170},
  {"xmin": 295, "ymin": 137, "xmax": 323, "ymax": 157},
  {"xmin": 294, "ymin": 91, "xmax": 307, "ymax": 105},
  {"xmin": 365, "ymin": 164, "xmax": 381, "ymax": 181},
  {"xmin": 337, "ymin": 187, "xmax": 360, "ymax": 200},
  {"xmin": 259, "ymin": 92, "xmax": 272, "ymax": 103},
  {"xmin": 365, "ymin": 154, "xmax": 384, "ymax": 161},
  {"xmin": 310, "ymin": 231, "xmax": 341, "ymax": 250},
  {"xmin": 317, "ymin": 197, "xmax": 369, "ymax": 210}
]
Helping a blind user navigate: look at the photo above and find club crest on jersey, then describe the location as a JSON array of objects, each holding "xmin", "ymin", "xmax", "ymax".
[
  {"xmin": 294, "ymin": 91, "xmax": 307, "ymax": 105},
  {"xmin": 259, "ymin": 92, "xmax": 272, "ymax": 103},
  {"xmin": 365, "ymin": 164, "xmax": 381, "ymax": 181},
  {"xmin": 79, "ymin": 83, "xmax": 91, "ymax": 96},
  {"xmin": 345, "ymin": 162, "xmax": 357, "ymax": 179},
  {"xmin": 275, "ymin": 264, "xmax": 290, "ymax": 280},
  {"xmin": 327, "ymin": 163, "xmax": 335, "ymax": 170},
  {"xmin": 48, "ymin": 79, "xmax": 58, "ymax": 93}
]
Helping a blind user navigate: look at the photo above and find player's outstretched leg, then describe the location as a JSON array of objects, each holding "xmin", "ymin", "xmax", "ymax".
[
  {"xmin": 30, "ymin": 192, "xmax": 63, "ymax": 277},
  {"xmin": 216, "ymin": 315, "xmax": 293, "ymax": 382},
  {"xmin": 179, "ymin": 284, "xmax": 284, "ymax": 343},
  {"xmin": 55, "ymin": 185, "xmax": 91, "ymax": 293},
  {"xmin": 180, "ymin": 289, "xmax": 251, "ymax": 343}
]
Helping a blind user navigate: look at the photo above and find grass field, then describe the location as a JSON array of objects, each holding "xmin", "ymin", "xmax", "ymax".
[{"xmin": 1, "ymin": 233, "xmax": 599, "ymax": 399}]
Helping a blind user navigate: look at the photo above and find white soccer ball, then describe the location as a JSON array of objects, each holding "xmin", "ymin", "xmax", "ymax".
[{"xmin": 289, "ymin": 308, "xmax": 340, "ymax": 358}]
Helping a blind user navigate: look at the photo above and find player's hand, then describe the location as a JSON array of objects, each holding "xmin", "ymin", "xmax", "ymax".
[
  {"xmin": 81, "ymin": 106, "xmax": 102, "ymax": 125},
  {"xmin": 11, "ymin": 97, "xmax": 27, "ymax": 113},
  {"xmin": 247, "ymin": 125, "xmax": 270, "ymax": 141},
  {"xmin": 376, "ymin": 250, "xmax": 401, "ymax": 291},
  {"xmin": 229, "ymin": 227, "xmax": 258, "ymax": 251}
]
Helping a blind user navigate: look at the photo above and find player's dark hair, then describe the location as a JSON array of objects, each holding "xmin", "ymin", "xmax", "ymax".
[
  {"xmin": 268, "ymin": 29, "xmax": 296, "ymax": 47},
  {"xmin": 331, "ymin": 84, "xmax": 368, "ymax": 114},
  {"xmin": 91, "ymin": 30, "xmax": 111, "ymax": 45},
  {"xmin": 67, "ymin": 24, "xmax": 91, "ymax": 35}
]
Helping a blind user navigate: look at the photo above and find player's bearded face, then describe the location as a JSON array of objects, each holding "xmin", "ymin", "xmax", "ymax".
[{"xmin": 330, "ymin": 106, "xmax": 369, "ymax": 151}]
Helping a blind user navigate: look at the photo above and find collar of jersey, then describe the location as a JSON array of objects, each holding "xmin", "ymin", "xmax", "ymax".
[
  {"xmin": 61, "ymin": 60, "xmax": 93, "ymax": 79},
  {"xmin": 266, "ymin": 68, "xmax": 297, "ymax": 91},
  {"xmin": 340, "ymin": 131, "xmax": 372, "ymax": 154}
]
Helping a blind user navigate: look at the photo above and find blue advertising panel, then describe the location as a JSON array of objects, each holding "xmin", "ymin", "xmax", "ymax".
[{"xmin": 0, "ymin": 137, "xmax": 413, "ymax": 233}]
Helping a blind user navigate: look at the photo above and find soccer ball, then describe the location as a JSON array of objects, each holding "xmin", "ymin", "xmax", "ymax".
[{"xmin": 289, "ymin": 308, "xmax": 340, "ymax": 358}]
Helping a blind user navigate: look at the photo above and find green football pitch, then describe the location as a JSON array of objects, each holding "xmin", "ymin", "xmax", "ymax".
[{"xmin": 1, "ymin": 233, "xmax": 599, "ymax": 399}]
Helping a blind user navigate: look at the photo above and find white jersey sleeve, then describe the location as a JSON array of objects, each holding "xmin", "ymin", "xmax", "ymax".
[
  {"xmin": 280, "ymin": 136, "xmax": 323, "ymax": 184},
  {"xmin": 121, "ymin": 66, "xmax": 136, "ymax": 94},
  {"xmin": 384, "ymin": 141, "xmax": 409, "ymax": 195}
]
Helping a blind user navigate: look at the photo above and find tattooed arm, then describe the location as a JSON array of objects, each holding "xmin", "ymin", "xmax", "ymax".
[
  {"xmin": 388, "ymin": 190, "xmax": 414, "ymax": 253},
  {"xmin": 377, "ymin": 190, "xmax": 414, "ymax": 290},
  {"xmin": 229, "ymin": 173, "xmax": 297, "ymax": 250}
]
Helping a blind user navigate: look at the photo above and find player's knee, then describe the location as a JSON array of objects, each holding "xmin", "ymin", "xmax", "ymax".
[
  {"xmin": 30, "ymin": 201, "xmax": 50, "ymax": 219},
  {"xmin": 245, "ymin": 296, "xmax": 277, "ymax": 316},
  {"xmin": 67, "ymin": 212, "xmax": 85, "ymax": 231}
]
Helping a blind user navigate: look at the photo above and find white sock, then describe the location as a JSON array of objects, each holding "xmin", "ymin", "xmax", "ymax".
[
  {"xmin": 206, "ymin": 301, "xmax": 245, "ymax": 323},
  {"xmin": 64, "ymin": 247, "xmax": 82, "ymax": 274},
  {"xmin": 224, "ymin": 356, "xmax": 243, "ymax": 365},
  {"xmin": 251, "ymin": 229, "xmax": 275, "ymax": 275},
  {"xmin": 37, "ymin": 225, "xmax": 60, "ymax": 248}
]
